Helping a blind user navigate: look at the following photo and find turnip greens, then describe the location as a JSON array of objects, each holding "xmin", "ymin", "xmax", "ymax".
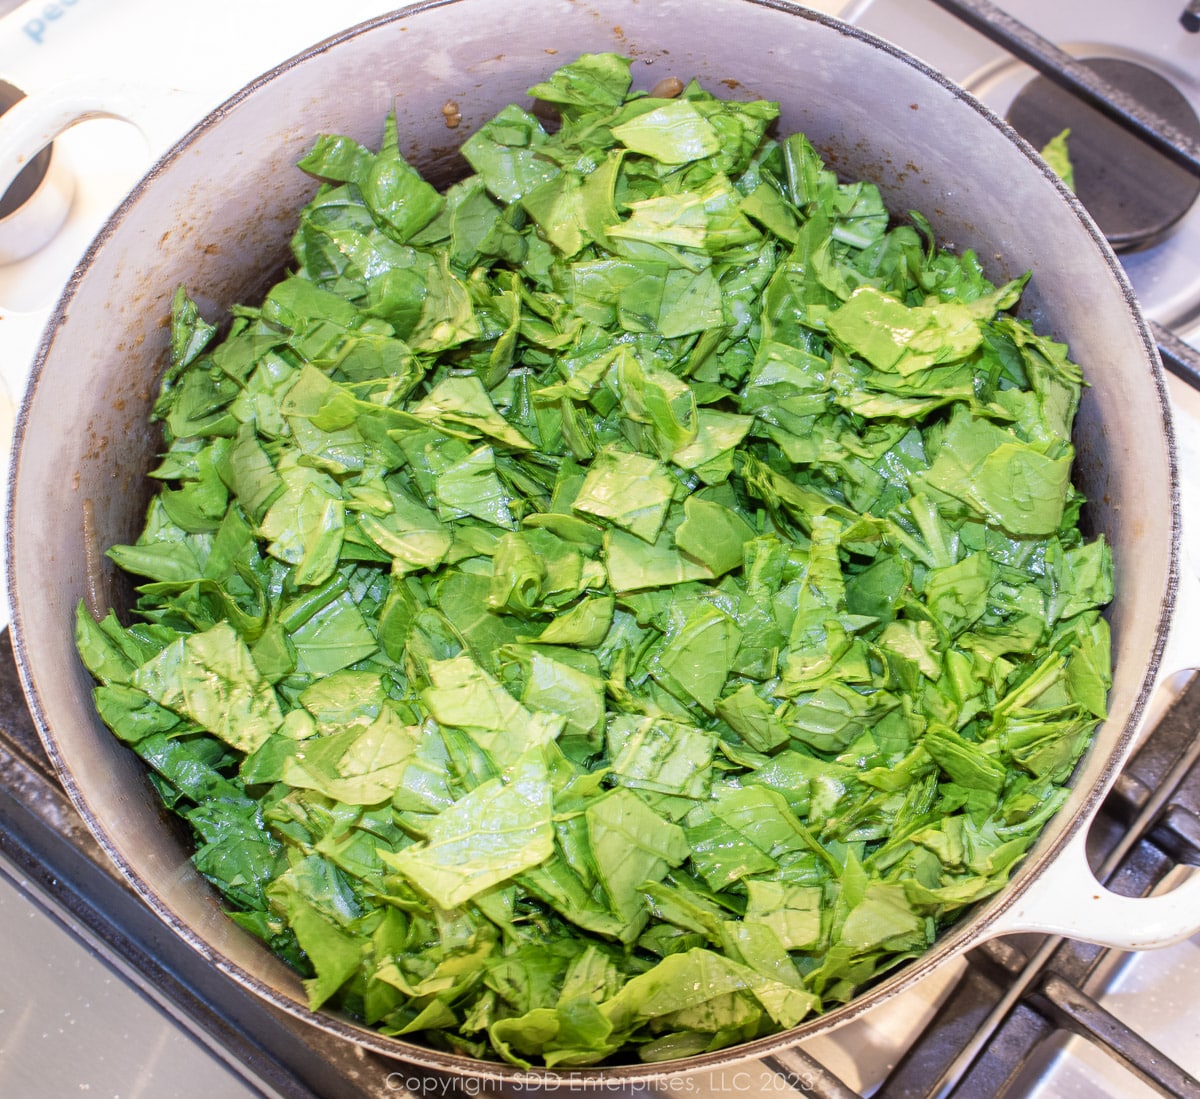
[{"xmin": 76, "ymin": 52, "xmax": 1113, "ymax": 1067}]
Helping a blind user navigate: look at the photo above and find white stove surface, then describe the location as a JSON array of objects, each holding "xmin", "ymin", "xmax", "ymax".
[{"xmin": 1, "ymin": 1, "xmax": 1198, "ymax": 1097}]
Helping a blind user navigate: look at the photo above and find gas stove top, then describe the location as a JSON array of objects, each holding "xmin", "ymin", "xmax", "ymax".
[{"xmin": 1, "ymin": 2, "xmax": 1199, "ymax": 1097}]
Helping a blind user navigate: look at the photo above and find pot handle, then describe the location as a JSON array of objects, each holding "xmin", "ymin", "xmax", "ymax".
[
  {"xmin": 0, "ymin": 82, "xmax": 210, "ymax": 402},
  {"xmin": 0, "ymin": 79, "xmax": 209, "ymax": 201},
  {"xmin": 986, "ymin": 821, "xmax": 1200, "ymax": 950},
  {"xmin": 986, "ymin": 568, "xmax": 1200, "ymax": 950}
]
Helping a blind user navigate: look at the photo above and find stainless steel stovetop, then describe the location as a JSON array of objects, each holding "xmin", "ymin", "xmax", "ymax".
[{"xmin": 1, "ymin": 2, "xmax": 1199, "ymax": 1097}]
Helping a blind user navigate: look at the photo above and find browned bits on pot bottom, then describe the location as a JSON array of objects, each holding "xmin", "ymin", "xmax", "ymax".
[{"xmin": 650, "ymin": 75, "xmax": 685, "ymax": 98}]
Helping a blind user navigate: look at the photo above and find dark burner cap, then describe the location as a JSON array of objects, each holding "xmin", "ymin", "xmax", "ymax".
[{"xmin": 1006, "ymin": 57, "xmax": 1200, "ymax": 252}]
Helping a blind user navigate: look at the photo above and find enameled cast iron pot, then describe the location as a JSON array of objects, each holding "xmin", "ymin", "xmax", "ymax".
[{"xmin": 3, "ymin": 0, "xmax": 1198, "ymax": 1085}]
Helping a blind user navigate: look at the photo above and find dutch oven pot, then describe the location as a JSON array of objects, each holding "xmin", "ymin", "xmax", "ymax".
[{"xmin": 3, "ymin": 0, "xmax": 1198, "ymax": 1086}]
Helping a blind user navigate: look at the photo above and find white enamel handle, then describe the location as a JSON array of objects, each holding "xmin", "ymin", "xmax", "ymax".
[
  {"xmin": 0, "ymin": 81, "xmax": 210, "ymax": 402},
  {"xmin": 992, "ymin": 827, "xmax": 1200, "ymax": 950},
  {"xmin": 987, "ymin": 567, "xmax": 1200, "ymax": 950},
  {"xmin": 0, "ymin": 79, "xmax": 208, "ymax": 200}
]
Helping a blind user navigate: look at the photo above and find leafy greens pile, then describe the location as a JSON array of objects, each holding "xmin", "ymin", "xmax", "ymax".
[{"xmin": 76, "ymin": 53, "xmax": 1113, "ymax": 1067}]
